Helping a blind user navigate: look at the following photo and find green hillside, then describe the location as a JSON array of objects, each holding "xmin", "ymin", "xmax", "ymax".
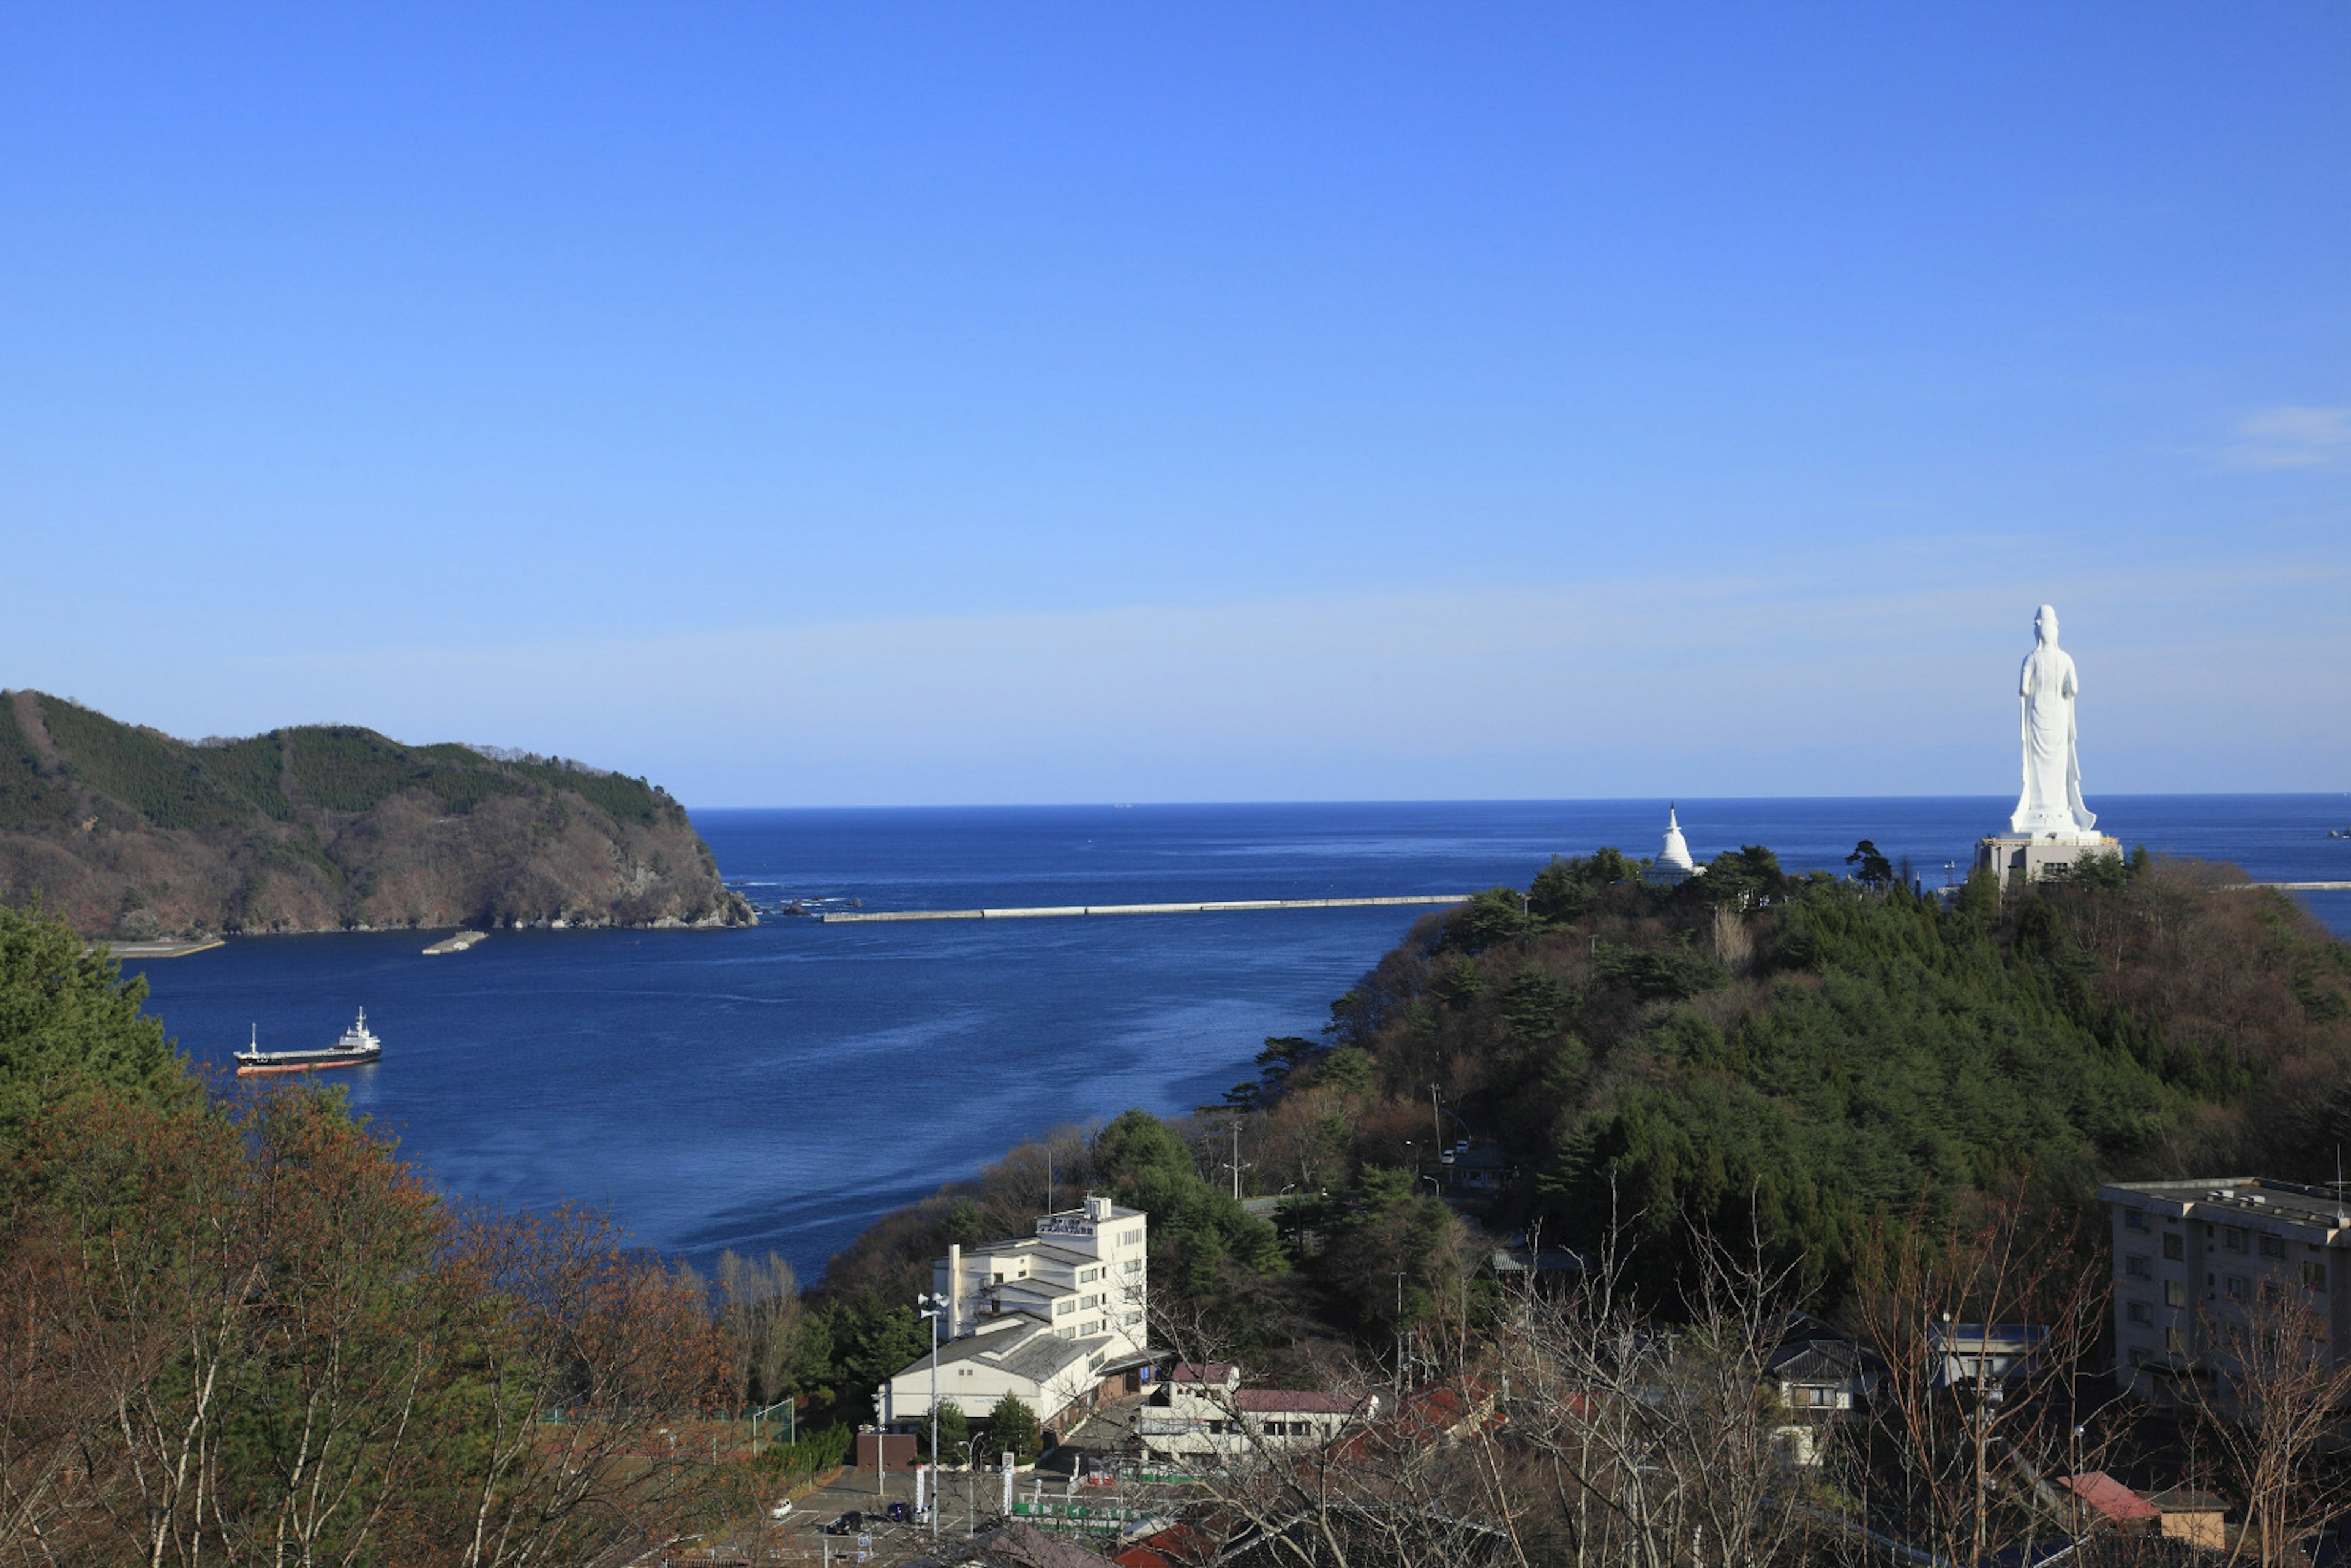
[
  {"xmin": 4, "ymin": 696, "xmax": 675, "ymax": 833},
  {"xmin": 1265, "ymin": 847, "xmax": 2351, "ymax": 1305}
]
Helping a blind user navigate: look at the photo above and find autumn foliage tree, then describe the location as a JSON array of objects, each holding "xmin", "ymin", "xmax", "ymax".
[{"xmin": 0, "ymin": 901, "xmax": 730, "ymax": 1568}]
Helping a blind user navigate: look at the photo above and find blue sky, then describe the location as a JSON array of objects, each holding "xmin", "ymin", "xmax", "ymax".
[{"xmin": 3, "ymin": 5, "xmax": 2345, "ymax": 805}]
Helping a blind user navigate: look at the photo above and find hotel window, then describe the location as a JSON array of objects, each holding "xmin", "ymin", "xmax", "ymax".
[
  {"xmin": 1056, "ymin": 1327, "xmax": 1074, "ymax": 1340},
  {"xmin": 2225, "ymin": 1228, "xmax": 2247, "ymax": 1253},
  {"xmin": 2163, "ymin": 1233, "xmax": 2185, "ymax": 1261},
  {"xmin": 2226, "ymin": 1275, "xmax": 2249, "ymax": 1301},
  {"xmin": 2124, "ymin": 1210, "xmax": 2148, "ymax": 1231},
  {"xmin": 2126, "ymin": 1302, "xmax": 2153, "ymax": 1326},
  {"xmin": 2165, "ymin": 1328, "xmax": 2188, "ymax": 1354},
  {"xmin": 2164, "ymin": 1281, "xmax": 2187, "ymax": 1308},
  {"xmin": 2128, "ymin": 1347, "xmax": 2150, "ymax": 1368},
  {"xmin": 2306, "ymin": 1262, "xmax": 2329, "ymax": 1291},
  {"xmin": 1122, "ymin": 1228, "xmax": 1143, "ymax": 1246},
  {"xmin": 1082, "ymin": 1321, "xmax": 1100, "ymax": 1336},
  {"xmin": 2260, "ymin": 1235, "xmax": 2287, "ymax": 1259},
  {"xmin": 2125, "ymin": 1255, "xmax": 2151, "ymax": 1280},
  {"xmin": 1055, "ymin": 1300, "xmax": 1074, "ymax": 1317},
  {"xmin": 1125, "ymin": 1259, "xmax": 1143, "ymax": 1274}
]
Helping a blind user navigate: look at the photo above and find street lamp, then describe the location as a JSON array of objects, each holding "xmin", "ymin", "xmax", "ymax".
[{"xmin": 918, "ymin": 1291, "xmax": 947, "ymax": 1543}]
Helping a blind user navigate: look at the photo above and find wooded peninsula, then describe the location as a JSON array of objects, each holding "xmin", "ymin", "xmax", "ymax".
[{"xmin": 0, "ymin": 691, "xmax": 751, "ymax": 937}]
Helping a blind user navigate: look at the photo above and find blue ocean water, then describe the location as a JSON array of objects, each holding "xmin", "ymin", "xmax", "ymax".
[{"xmin": 135, "ymin": 796, "xmax": 2351, "ymax": 1278}]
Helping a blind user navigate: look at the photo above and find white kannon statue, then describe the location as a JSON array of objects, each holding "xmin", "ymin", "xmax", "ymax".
[{"xmin": 2011, "ymin": 603, "xmax": 2097, "ymax": 838}]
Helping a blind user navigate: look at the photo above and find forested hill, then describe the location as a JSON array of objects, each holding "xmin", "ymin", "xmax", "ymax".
[
  {"xmin": 1259, "ymin": 845, "xmax": 2351, "ymax": 1302},
  {"xmin": 0, "ymin": 690, "xmax": 752, "ymax": 938}
]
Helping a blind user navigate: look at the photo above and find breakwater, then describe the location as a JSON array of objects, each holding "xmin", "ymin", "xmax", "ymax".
[{"xmin": 819, "ymin": 893, "xmax": 1471, "ymax": 923}]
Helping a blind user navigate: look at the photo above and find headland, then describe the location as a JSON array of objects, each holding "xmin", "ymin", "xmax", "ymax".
[{"xmin": 0, "ymin": 689, "xmax": 754, "ymax": 939}]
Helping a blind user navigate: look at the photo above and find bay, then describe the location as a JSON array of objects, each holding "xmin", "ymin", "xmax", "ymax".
[{"xmin": 135, "ymin": 795, "xmax": 2351, "ymax": 1278}]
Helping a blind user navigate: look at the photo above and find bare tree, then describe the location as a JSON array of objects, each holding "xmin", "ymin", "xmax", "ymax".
[
  {"xmin": 1848, "ymin": 1191, "xmax": 2109, "ymax": 1568},
  {"xmin": 1500, "ymin": 1222, "xmax": 1839, "ymax": 1568},
  {"xmin": 2171, "ymin": 1278, "xmax": 2351, "ymax": 1568},
  {"xmin": 714, "ymin": 1250, "xmax": 803, "ymax": 1408}
]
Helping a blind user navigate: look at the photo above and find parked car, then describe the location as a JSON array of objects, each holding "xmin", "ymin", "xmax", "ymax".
[
  {"xmin": 768, "ymin": 1499, "xmax": 793, "ymax": 1521},
  {"xmin": 823, "ymin": 1511, "xmax": 864, "ymax": 1536},
  {"xmin": 885, "ymin": 1501, "xmax": 911, "ymax": 1523}
]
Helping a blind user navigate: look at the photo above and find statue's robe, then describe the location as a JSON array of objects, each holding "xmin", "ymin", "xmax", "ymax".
[{"xmin": 2013, "ymin": 643, "xmax": 2095, "ymax": 833}]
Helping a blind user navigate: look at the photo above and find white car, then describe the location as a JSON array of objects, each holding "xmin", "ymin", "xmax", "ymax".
[{"xmin": 769, "ymin": 1499, "xmax": 794, "ymax": 1521}]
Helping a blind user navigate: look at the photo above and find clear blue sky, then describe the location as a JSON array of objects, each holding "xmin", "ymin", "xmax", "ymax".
[{"xmin": 4, "ymin": 6, "xmax": 2345, "ymax": 805}]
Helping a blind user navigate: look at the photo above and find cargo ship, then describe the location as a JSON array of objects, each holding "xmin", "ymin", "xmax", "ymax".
[{"xmin": 234, "ymin": 1009, "xmax": 383, "ymax": 1076}]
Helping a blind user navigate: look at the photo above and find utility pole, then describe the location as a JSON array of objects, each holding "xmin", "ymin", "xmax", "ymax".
[
  {"xmin": 918, "ymin": 1292, "xmax": 945, "ymax": 1543},
  {"xmin": 1231, "ymin": 1120, "xmax": 1242, "ymax": 1201},
  {"xmin": 1430, "ymin": 1084, "xmax": 1444, "ymax": 1152}
]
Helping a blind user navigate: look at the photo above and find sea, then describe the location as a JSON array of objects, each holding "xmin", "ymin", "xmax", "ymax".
[{"xmin": 137, "ymin": 796, "xmax": 2351, "ymax": 1281}]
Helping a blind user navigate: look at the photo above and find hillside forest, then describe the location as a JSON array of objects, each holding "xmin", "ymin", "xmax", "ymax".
[{"xmin": 808, "ymin": 845, "xmax": 2351, "ymax": 1381}]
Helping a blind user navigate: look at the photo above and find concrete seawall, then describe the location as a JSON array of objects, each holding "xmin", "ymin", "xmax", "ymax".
[{"xmin": 819, "ymin": 894, "xmax": 1471, "ymax": 924}]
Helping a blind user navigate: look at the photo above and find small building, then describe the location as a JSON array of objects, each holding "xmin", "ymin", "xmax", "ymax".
[
  {"xmin": 1134, "ymin": 1362, "xmax": 1374, "ymax": 1461},
  {"xmin": 1440, "ymin": 1146, "xmax": 1514, "ymax": 1195},
  {"xmin": 882, "ymin": 1311, "xmax": 1130, "ymax": 1444},
  {"xmin": 1771, "ymin": 1337, "xmax": 1872, "ymax": 1414},
  {"xmin": 1764, "ymin": 1315, "xmax": 1875, "ymax": 1468},
  {"xmin": 1927, "ymin": 1322, "xmax": 2047, "ymax": 1387},
  {"xmin": 1642, "ymin": 806, "xmax": 1704, "ymax": 887},
  {"xmin": 2143, "ymin": 1489, "xmax": 2230, "ymax": 1550}
]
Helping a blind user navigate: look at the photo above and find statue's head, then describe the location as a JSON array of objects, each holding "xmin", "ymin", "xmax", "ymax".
[{"xmin": 2035, "ymin": 604, "xmax": 2059, "ymax": 645}]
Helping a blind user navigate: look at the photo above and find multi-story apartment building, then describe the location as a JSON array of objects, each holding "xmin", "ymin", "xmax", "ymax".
[
  {"xmin": 2099, "ymin": 1177, "xmax": 2350, "ymax": 1400},
  {"xmin": 882, "ymin": 1195, "xmax": 1149, "ymax": 1432}
]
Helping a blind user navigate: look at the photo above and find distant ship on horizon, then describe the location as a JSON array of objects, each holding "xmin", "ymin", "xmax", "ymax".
[{"xmin": 234, "ymin": 1009, "xmax": 383, "ymax": 1076}]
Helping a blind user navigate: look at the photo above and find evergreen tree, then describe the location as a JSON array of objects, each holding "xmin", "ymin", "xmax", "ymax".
[{"xmin": 0, "ymin": 899, "xmax": 190, "ymax": 1150}]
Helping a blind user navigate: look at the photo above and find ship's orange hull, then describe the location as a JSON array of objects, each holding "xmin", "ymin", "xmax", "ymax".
[{"xmin": 234, "ymin": 1056, "xmax": 375, "ymax": 1076}]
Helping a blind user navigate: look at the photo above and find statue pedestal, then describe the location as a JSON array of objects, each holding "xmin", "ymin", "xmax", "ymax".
[{"xmin": 1974, "ymin": 833, "xmax": 2123, "ymax": 894}]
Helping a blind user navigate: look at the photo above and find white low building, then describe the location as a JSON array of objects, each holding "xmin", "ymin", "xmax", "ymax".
[
  {"xmin": 882, "ymin": 1195, "xmax": 1150, "ymax": 1436},
  {"xmin": 1134, "ymin": 1362, "xmax": 1374, "ymax": 1461}
]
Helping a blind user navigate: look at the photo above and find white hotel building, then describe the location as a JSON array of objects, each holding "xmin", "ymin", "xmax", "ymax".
[{"xmin": 880, "ymin": 1195, "xmax": 1150, "ymax": 1436}]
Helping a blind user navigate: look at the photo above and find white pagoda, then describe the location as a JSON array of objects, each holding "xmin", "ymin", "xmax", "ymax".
[{"xmin": 1643, "ymin": 805, "xmax": 1703, "ymax": 887}]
